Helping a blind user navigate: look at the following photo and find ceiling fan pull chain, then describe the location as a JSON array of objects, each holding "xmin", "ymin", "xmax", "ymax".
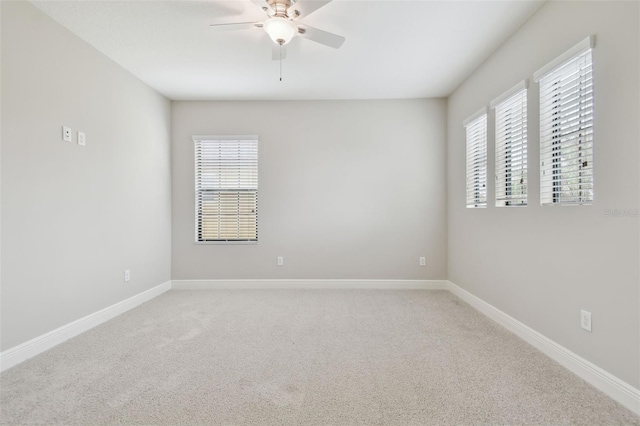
[{"xmin": 279, "ymin": 44, "xmax": 283, "ymax": 82}]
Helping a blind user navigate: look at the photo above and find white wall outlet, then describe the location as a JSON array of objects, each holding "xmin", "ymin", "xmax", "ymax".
[
  {"xmin": 62, "ymin": 126, "xmax": 72, "ymax": 142},
  {"xmin": 580, "ymin": 310, "xmax": 592, "ymax": 332},
  {"xmin": 277, "ymin": 256, "xmax": 284, "ymax": 266},
  {"xmin": 419, "ymin": 256, "xmax": 426, "ymax": 266},
  {"xmin": 77, "ymin": 131, "xmax": 86, "ymax": 146},
  {"xmin": 124, "ymin": 269, "xmax": 131, "ymax": 282}
]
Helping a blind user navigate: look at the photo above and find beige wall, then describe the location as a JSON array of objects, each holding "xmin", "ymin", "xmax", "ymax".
[
  {"xmin": 1, "ymin": 1, "xmax": 172, "ymax": 350},
  {"xmin": 172, "ymin": 100, "xmax": 447, "ymax": 280},
  {"xmin": 447, "ymin": 1, "xmax": 639, "ymax": 387}
]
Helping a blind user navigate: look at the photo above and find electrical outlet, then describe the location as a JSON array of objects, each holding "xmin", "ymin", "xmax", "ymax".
[
  {"xmin": 277, "ymin": 256, "xmax": 284, "ymax": 266},
  {"xmin": 78, "ymin": 131, "xmax": 86, "ymax": 146},
  {"xmin": 124, "ymin": 269, "xmax": 131, "ymax": 282},
  {"xmin": 419, "ymin": 257, "xmax": 426, "ymax": 266},
  {"xmin": 580, "ymin": 310, "xmax": 592, "ymax": 332},
  {"xmin": 62, "ymin": 126, "xmax": 72, "ymax": 142}
]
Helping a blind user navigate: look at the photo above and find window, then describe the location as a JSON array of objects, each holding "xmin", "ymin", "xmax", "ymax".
[
  {"xmin": 492, "ymin": 82, "xmax": 528, "ymax": 207},
  {"xmin": 464, "ymin": 109, "xmax": 488, "ymax": 208},
  {"xmin": 193, "ymin": 135, "xmax": 258, "ymax": 242},
  {"xmin": 535, "ymin": 36, "xmax": 594, "ymax": 206}
]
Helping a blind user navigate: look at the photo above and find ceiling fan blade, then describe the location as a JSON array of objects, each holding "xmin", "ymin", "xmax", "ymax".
[
  {"xmin": 209, "ymin": 22, "xmax": 263, "ymax": 31},
  {"xmin": 250, "ymin": 0, "xmax": 274, "ymax": 16},
  {"xmin": 288, "ymin": 0, "xmax": 333, "ymax": 19},
  {"xmin": 272, "ymin": 44, "xmax": 287, "ymax": 61},
  {"xmin": 297, "ymin": 24, "xmax": 345, "ymax": 49}
]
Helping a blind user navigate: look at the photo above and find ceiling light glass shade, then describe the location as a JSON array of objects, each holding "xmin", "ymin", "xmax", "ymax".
[{"xmin": 263, "ymin": 17, "xmax": 297, "ymax": 45}]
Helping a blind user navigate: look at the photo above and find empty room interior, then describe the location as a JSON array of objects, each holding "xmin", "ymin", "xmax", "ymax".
[{"xmin": 1, "ymin": 0, "xmax": 639, "ymax": 424}]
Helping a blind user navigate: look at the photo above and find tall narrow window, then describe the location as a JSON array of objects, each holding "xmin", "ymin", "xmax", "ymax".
[
  {"xmin": 194, "ymin": 135, "xmax": 258, "ymax": 242},
  {"xmin": 464, "ymin": 110, "xmax": 488, "ymax": 208},
  {"xmin": 492, "ymin": 82, "xmax": 528, "ymax": 207},
  {"xmin": 536, "ymin": 36, "xmax": 594, "ymax": 206}
]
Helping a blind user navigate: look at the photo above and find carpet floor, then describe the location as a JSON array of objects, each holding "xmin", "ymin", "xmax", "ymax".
[{"xmin": 0, "ymin": 289, "xmax": 638, "ymax": 425}]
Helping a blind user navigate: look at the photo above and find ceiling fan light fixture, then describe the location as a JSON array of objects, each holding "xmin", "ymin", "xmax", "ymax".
[{"xmin": 263, "ymin": 17, "xmax": 297, "ymax": 45}]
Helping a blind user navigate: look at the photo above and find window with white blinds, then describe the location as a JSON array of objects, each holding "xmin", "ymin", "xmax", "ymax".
[
  {"xmin": 492, "ymin": 84, "xmax": 528, "ymax": 207},
  {"xmin": 464, "ymin": 111, "xmax": 488, "ymax": 208},
  {"xmin": 193, "ymin": 136, "xmax": 258, "ymax": 242},
  {"xmin": 536, "ymin": 36, "xmax": 594, "ymax": 206}
]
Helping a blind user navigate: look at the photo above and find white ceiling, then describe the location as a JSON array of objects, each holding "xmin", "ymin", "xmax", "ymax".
[{"xmin": 31, "ymin": 0, "xmax": 544, "ymax": 101}]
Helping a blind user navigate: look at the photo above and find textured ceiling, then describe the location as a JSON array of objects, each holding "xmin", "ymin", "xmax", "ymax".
[{"xmin": 31, "ymin": 0, "xmax": 544, "ymax": 100}]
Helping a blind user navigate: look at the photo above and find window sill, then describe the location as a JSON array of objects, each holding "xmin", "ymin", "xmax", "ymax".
[{"xmin": 195, "ymin": 241, "xmax": 258, "ymax": 245}]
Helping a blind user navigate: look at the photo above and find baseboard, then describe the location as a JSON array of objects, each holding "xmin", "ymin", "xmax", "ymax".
[
  {"xmin": 446, "ymin": 280, "xmax": 640, "ymax": 416},
  {"xmin": 171, "ymin": 279, "xmax": 448, "ymax": 290},
  {"xmin": 0, "ymin": 281, "xmax": 171, "ymax": 372}
]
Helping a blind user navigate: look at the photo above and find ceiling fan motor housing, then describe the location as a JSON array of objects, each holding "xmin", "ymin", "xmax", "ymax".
[{"xmin": 267, "ymin": 0, "xmax": 292, "ymax": 17}]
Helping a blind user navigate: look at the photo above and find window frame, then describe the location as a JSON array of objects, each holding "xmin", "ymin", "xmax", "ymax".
[
  {"xmin": 535, "ymin": 36, "xmax": 595, "ymax": 206},
  {"xmin": 491, "ymin": 81, "xmax": 528, "ymax": 207},
  {"xmin": 464, "ymin": 108, "xmax": 488, "ymax": 209},
  {"xmin": 193, "ymin": 135, "xmax": 259, "ymax": 244}
]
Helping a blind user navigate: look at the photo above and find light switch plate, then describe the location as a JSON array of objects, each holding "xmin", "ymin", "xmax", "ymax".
[{"xmin": 78, "ymin": 131, "xmax": 86, "ymax": 146}]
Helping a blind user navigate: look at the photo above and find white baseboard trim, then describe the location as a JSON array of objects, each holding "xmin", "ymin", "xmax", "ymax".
[
  {"xmin": 0, "ymin": 281, "xmax": 171, "ymax": 372},
  {"xmin": 446, "ymin": 280, "xmax": 640, "ymax": 416},
  {"xmin": 171, "ymin": 279, "xmax": 449, "ymax": 290}
]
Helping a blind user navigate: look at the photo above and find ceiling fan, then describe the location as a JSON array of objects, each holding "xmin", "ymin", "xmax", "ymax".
[{"xmin": 210, "ymin": 0, "xmax": 345, "ymax": 60}]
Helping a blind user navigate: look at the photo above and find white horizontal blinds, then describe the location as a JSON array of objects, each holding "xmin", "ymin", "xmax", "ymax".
[
  {"xmin": 465, "ymin": 113, "xmax": 488, "ymax": 208},
  {"xmin": 195, "ymin": 138, "xmax": 258, "ymax": 242},
  {"xmin": 495, "ymin": 89, "xmax": 528, "ymax": 207},
  {"xmin": 539, "ymin": 48, "xmax": 594, "ymax": 206}
]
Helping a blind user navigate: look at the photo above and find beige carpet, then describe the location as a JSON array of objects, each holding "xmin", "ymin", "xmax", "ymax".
[{"xmin": 0, "ymin": 289, "xmax": 638, "ymax": 425}]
